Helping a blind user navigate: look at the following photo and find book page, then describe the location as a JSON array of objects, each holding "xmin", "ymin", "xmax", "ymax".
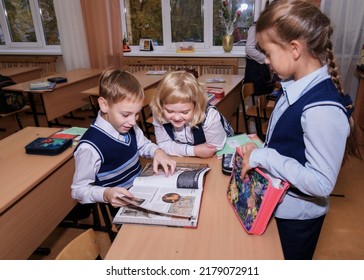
[
  {"xmin": 114, "ymin": 184, "xmax": 202, "ymax": 227},
  {"xmin": 134, "ymin": 163, "xmax": 210, "ymax": 189},
  {"xmin": 118, "ymin": 185, "xmax": 201, "ymax": 218}
]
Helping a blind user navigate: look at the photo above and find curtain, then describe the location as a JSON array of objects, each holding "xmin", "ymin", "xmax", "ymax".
[
  {"xmin": 321, "ymin": 0, "xmax": 364, "ymax": 102},
  {"xmin": 53, "ymin": 0, "xmax": 91, "ymax": 70},
  {"xmin": 80, "ymin": 0, "xmax": 123, "ymax": 69}
]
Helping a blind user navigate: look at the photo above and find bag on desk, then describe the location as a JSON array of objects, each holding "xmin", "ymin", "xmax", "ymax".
[
  {"xmin": 0, "ymin": 74, "xmax": 25, "ymax": 113},
  {"xmin": 227, "ymin": 148, "xmax": 289, "ymax": 235},
  {"xmin": 25, "ymin": 137, "xmax": 73, "ymax": 155}
]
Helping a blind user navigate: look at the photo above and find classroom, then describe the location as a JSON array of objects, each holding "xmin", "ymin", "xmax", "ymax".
[{"xmin": 0, "ymin": 0, "xmax": 363, "ymax": 264}]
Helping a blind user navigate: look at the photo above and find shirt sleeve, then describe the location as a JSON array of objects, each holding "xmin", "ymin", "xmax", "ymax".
[
  {"xmin": 202, "ymin": 108, "xmax": 227, "ymax": 151},
  {"xmin": 153, "ymin": 119, "xmax": 195, "ymax": 157},
  {"xmin": 71, "ymin": 143, "xmax": 106, "ymax": 204},
  {"xmin": 245, "ymin": 25, "xmax": 266, "ymax": 64},
  {"xmin": 134, "ymin": 124, "xmax": 160, "ymax": 158},
  {"xmin": 250, "ymin": 105, "xmax": 350, "ymax": 197}
]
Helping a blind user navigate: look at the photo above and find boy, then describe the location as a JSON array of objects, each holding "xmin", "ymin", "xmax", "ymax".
[{"xmin": 71, "ymin": 69, "xmax": 176, "ymax": 215}]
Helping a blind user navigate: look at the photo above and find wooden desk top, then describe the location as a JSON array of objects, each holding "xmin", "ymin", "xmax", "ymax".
[
  {"xmin": 105, "ymin": 155, "xmax": 284, "ymax": 260},
  {"xmin": 81, "ymin": 70, "xmax": 166, "ymax": 97},
  {"xmin": 0, "ymin": 66, "xmax": 42, "ymax": 84},
  {"xmin": 0, "ymin": 66, "xmax": 41, "ymax": 77},
  {"xmin": 199, "ymin": 74, "xmax": 244, "ymax": 91},
  {"xmin": 3, "ymin": 68, "xmax": 103, "ymax": 93},
  {"xmin": 0, "ymin": 127, "xmax": 74, "ymax": 214}
]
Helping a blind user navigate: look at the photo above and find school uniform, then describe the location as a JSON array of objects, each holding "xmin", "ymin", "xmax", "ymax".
[
  {"xmin": 153, "ymin": 106, "xmax": 228, "ymax": 157},
  {"xmin": 71, "ymin": 112, "xmax": 160, "ymax": 205},
  {"xmin": 249, "ymin": 65, "xmax": 350, "ymax": 259}
]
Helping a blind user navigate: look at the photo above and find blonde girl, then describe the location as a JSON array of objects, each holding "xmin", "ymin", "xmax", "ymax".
[{"xmin": 150, "ymin": 70, "xmax": 233, "ymax": 158}]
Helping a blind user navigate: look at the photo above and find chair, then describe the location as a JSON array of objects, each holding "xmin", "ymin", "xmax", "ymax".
[
  {"xmin": 256, "ymin": 94, "xmax": 276, "ymax": 141},
  {"xmin": 241, "ymin": 83, "xmax": 259, "ymax": 134},
  {"xmin": 140, "ymin": 88, "xmax": 156, "ymax": 139},
  {"xmin": 0, "ymin": 105, "xmax": 31, "ymax": 131},
  {"xmin": 55, "ymin": 229, "xmax": 102, "ymax": 260},
  {"xmin": 59, "ymin": 202, "xmax": 117, "ymax": 242}
]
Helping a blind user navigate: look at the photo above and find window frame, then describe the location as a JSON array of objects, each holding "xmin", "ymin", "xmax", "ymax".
[
  {"xmin": 0, "ymin": 0, "xmax": 61, "ymax": 55},
  {"xmin": 120, "ymin": 0, "xmax": 252, "ymax": 52}
]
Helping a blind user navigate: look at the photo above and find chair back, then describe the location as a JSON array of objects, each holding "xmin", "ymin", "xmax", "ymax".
[
  {"xmin": 242, "ymin": 82, "xmax": 255, "ymax": 99},
  {"xmin": 55, "ymin": 229, "xmax": 101, "ymax": 260}
]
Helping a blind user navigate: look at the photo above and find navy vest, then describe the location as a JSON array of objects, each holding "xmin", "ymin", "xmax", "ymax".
[
  {"xmin": 75, "ymin": 125, "xmax": 142, "ymax": 188},
  {"xmin": 163, "ymin": 106, "xmax": 234, "ymax": 145},
  {"xmin": 267, "ymin": 79, "xmax": 348, "ymax": 165}
]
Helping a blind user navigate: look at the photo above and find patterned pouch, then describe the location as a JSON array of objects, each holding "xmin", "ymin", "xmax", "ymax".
[{"xmin": 227, "ymin": 147, "xmax": 289, "ymax": 235}]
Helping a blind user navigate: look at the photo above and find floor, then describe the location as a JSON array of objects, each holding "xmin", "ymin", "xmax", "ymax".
[{"xmin": 1, "ymin": 105, "xmax": 364, "ymax": 260}]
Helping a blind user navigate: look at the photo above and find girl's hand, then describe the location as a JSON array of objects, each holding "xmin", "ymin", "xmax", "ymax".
[
  {"xmin": 194, "ymin": 143, "xmax": 217, "ymax": 158},
  {"xmin": 103, "ymin": 187, "xmax": 134, "ymax": 208},
  {"xmin": 152, "ymin": 148, "xmax": 176, "ymax": 176},
  {"xmin": 238, "ymin": 142, "xmax": 258, "ymax": 179}
]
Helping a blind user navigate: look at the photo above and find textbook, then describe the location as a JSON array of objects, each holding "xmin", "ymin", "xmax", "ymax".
[
  {"xmin": 51, "ymin": 126, "xmax": 88, "ymax": 145},
  {"xmin": 28, "ymin": 81, "xmax": 56, "ymax": 91},
  {"xmin": 205, "ymin": 77, "xmax": 226, "ymax": 83},
  {"xmin": 113, "ymin": 162, "xmax": 210, "ymax": 228}
]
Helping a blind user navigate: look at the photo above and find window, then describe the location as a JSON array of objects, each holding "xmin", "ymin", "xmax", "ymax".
[
  {"xmin": 0, "ymin": 0, "xmax": 60, "ymax": 53},
  {"xmin": 121, "ymin": 0, "xmax": 255, "ymax": 50}
]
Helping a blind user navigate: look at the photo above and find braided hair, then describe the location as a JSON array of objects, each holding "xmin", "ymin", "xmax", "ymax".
[{"xmin": 256, "ymin": 0, "xmax": 361, "ymax": 160}]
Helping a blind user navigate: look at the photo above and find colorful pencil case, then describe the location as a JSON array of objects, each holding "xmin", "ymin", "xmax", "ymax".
[
  {"xmin": 227, "ymin": 148, "xmax": 289, "ymax": 235},
  {"xmin": 25, "ymin": 137, "xmax": 72, "ymax": 155}
]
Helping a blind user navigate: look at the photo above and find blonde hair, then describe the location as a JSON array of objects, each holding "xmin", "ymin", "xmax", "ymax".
[
  {"xmin": 150, "ymin": 71, "xmax": 208, "ymax": 127},
  {"xmin": 99, "ymin": 68, "xmax": 144, "ymax": 104},
  {"xmin": 256, "ymin": 0, "xmax": 361, "ymax": 160}
]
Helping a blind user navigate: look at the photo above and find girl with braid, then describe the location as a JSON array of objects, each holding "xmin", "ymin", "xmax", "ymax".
[{"xmin": 239, "ymin": 0, "xmax": 361, "ymax": 259}]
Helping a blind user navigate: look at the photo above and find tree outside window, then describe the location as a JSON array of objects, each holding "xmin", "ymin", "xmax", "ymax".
[
  {"xmin": 0, "ymin": 0, "xmax": 59, "ymax": 47},
  {"xmin": 122, "ymin": 0, "xmax": 255, "ymax": 48}
]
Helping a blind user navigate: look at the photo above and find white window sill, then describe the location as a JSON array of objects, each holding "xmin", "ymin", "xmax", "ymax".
[
  {"xmin": 124, "ymin": 46, "xmax": 247, "ymax": 58},
  {"xmin": 0, "ymin": 47, "xmax": 62, "ymax": 56}
]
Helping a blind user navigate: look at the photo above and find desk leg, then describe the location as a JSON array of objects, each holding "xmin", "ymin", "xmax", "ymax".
[{"xmin": 27, "ymin": 92, "xmax": 39, "ymax": 127}]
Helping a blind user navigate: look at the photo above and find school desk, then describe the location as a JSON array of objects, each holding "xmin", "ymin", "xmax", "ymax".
[
  {"xmin": 0, "ymin": 66, "xmax": 42, "ymax": 83},
  {"xmin": 0, "ymin": 127, "xmax": 77, "ymax": 259},
  {"xmin": 3, "ymin": 68, "xmax": 103, "ymax": 127},
  {"xmin": 105, "ymin": 156, "xmax": 284, "ymax": 260},
  {"xmin": 81, "ymin": 70, "xmax": 166, "ymax": 101},
  {"xmin": 199, "ymin": 74, "xmax": 245, "ymax": 133}
]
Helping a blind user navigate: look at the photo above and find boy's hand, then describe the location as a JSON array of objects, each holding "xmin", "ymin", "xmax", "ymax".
[
  {"xmin": 194, "ymin": 143, "xmax": 217, "ymax": 158},
  {"xmin": 153, "ymin": 148, "xmax": 176, "ymax": 176},
  {"xmin": 103, "ymin": 187, "xmax": 134, "ymax": 208},
  {"xmin": 239, "ymin": 142, "xmax": 258, "ymax": 179}
]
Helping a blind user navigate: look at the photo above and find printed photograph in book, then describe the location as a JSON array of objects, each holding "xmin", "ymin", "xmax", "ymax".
[{"xmin": 113, "ymin": 162, "xmax": 210, "ymax": 228}]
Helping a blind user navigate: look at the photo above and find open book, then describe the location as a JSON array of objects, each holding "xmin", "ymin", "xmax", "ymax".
[{"xmin": 113, "ymin": 162, "xmax": 210, "ymax": 228}]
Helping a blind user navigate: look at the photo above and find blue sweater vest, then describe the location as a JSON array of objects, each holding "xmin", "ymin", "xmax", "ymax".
[
  {"xmin": 75, "ymin": 125, "xmax": 142, "ymax": 189},
  {"xmin": 163, "ymin": 106, "xmax": 234, "ymax": 145},
  {"xmin": 268, "ymin": 79, "xmax": 348, "ymax": 165}
]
